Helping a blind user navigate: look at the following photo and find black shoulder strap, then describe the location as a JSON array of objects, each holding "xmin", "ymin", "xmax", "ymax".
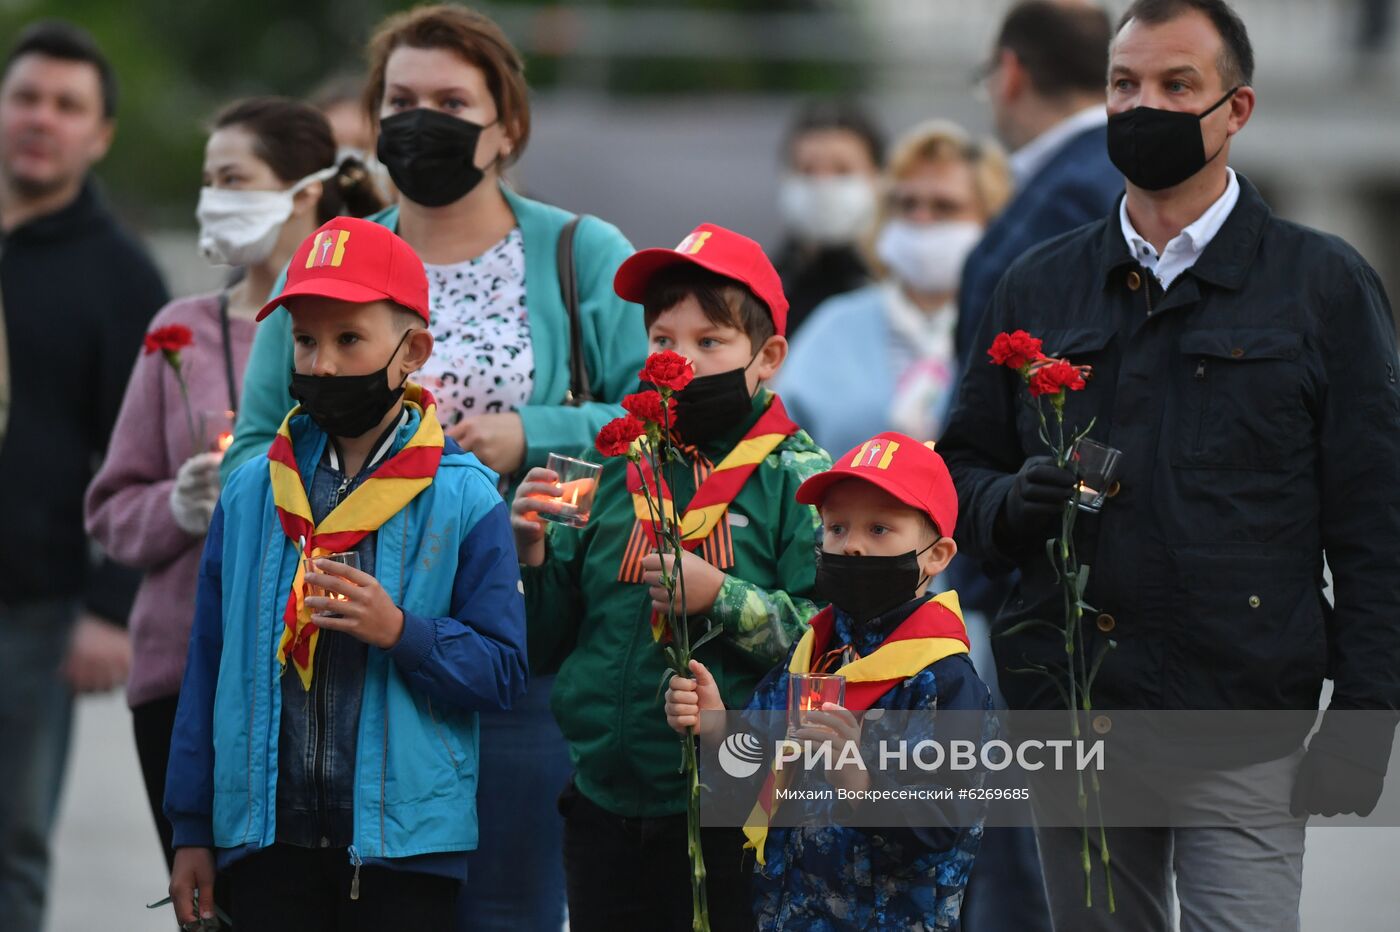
[{"xmin": 557, "ymin": 215, "xmax": 592, "ymax": 406}]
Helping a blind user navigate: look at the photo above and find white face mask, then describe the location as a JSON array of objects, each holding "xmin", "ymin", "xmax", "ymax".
[
  {"xmin": 196, "ymin": 165, "xmax": 337, "ymax": 267},
  {"xmin": 777, "ymin": 173, "xmax": 877, "ymax": 246},
  {"xmin": 875, "ymin": 219, "xmax": 984, "ymax": 295}
]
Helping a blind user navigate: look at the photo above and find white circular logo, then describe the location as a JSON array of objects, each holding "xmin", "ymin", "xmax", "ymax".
[{"xmin": 717, "ymin": 731, "xmax": 765, "ymax": 779}]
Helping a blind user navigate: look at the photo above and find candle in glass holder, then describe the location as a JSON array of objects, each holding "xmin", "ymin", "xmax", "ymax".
[
  {"xmin": 202, "ymin": 408, "xmax": 236, "ymax": 455},
  {"xmin": 533, "ymin": 453, "xmax": 602, "ymax": 529},
  {"xmin": 786, "ymin": 673, "xmax": 846, "ymax": 736},
  {"xmin": 303, "ymin": 551, "xmax": 361, "ymax": 617}
]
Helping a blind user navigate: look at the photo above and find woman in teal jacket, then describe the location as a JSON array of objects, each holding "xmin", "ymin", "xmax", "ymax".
[{"xmin": 221, "ymin": 7, "xmax": 644, "ymax": 930}]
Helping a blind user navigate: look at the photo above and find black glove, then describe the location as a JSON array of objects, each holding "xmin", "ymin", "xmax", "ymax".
[
  {"xmin": 996, "ymin": 456, "xmax": 1077, "ymax": 548},
  {"xmin": 1290, "ymin": 713, "xmax": 1392, "ymax": 818}
]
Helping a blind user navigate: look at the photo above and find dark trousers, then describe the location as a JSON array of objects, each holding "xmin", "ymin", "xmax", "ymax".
[
  {"xmin": 132, "ymin": 695, "xmax": 180, "ymax": 872},
  {"xmin": 458, "ymin": 674, "xmax": 570, "ymax": 931},
  {"xmin": 560, "ymin": 780, "xmax": 755, "ymax": 932},
  {"xmin": 225, "ymin": 843, "xmax": 458, "ymax": 932}
]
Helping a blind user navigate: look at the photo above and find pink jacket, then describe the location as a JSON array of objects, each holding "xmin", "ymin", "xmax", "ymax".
[{"xmin": 85, "ymin": 294, "xmax": 257, "ymax": 707}]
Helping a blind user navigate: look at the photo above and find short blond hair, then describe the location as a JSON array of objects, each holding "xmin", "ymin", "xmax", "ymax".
[{"xmin": 865, "ymin": 120, "xmax": 1012, "ymax": 275}]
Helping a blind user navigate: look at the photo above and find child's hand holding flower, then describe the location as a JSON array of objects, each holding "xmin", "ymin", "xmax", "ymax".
[
  {"xmin": 640, "ymin": 550, "xmax": 726, "ymax": 617},
  {"xmin": 665, "ymin": 658, "xmax": 726, "ymax": 735}
]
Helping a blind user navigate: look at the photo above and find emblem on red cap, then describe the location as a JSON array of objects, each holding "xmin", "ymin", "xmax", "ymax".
[
  {"xmin": 306, "ymin": 229, "xmax": 350, "ymax": 269},
  {"xmin": 676, "ymin": 231, "xmax": 711, "ymax": 255}
]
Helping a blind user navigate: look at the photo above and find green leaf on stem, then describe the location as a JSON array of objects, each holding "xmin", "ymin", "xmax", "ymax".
[
  {"xmin": 690, "ymin": 623, "xmax": 724, "ymax": 654},
  {"xmin": 996, "ymin": 619, "xmax": 1066, "ymax": 639}
]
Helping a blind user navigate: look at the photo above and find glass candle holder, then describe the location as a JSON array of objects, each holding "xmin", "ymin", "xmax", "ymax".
[
  {"xmin": 532, "ymin": 453, "xmax": 603, "ymax": 529},
  {"xmin": 786, "ymin": 673, "xmax": 847, "ymax": 736},
  {"xmin": 201, "ymin": 408, "xmax": 236, "ymax": 454},
  {"xmin": 1071, "ymin": 438, "xmax": 1123, "ymax": 513},
  {"xmin": 303, "ymin": 551, "xmax": 360, "ymax": 616}
]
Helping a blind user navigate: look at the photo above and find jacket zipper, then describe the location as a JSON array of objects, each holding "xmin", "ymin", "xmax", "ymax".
[
  {"xmin": 314, "ymin": 634, "xmax": 333, "ymax": 846},
  {"xmin": 348, "ymin": 844, "xmax": 362, "ymax": 900},
  {"xmin": 316, "ymin": 473, "xmax": 351, "ymax": 850}
]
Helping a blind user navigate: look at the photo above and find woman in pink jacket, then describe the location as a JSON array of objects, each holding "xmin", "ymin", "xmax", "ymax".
[{"xmin": 84, "ymin": 96, "xmax": 381, "ymax": 869}]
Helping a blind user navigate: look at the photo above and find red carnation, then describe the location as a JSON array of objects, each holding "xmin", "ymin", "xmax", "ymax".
[
  {"xmin": 144, "ymin": 324, "xmax": 194, "ymax": 359},
  {"xmin": 595, "ymin": 415, "xmax": 647, "ymax": 458},
  {"xmin": 638, "ymin": 351, "xmax": 694, "ymax": 392},
  {"xmin": 988, "ymin": 330, "xmax": 1044, "ymax": 371},
  {"xmin": 1029, "ymin": 359, "xmax": 1087, "ymax": 398},
  {"xmin": 621, "ymin": 390, "xmax": 676, "ymax": 427}
]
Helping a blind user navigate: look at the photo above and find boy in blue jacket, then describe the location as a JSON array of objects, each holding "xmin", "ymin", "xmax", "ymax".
[
  {"xmin": 165, "ymin": 217, "xmax": 527, "ymax": 931},
  {"xmin": 667, "ymin": 432, "xmax": 992, "ymax": 930}
]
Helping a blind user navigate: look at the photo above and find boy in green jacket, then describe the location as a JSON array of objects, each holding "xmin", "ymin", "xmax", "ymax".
[{"xmin": 510, "ymin": 223, "xmax": 830, "ymax": 931}]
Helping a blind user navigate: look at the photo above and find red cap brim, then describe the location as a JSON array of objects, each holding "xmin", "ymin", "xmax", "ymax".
[
  {"xmin": 255, "ymin": 278, "xmax": 399, "ymax": 322},
  {"xmin": 796, "ymin": 469, "xmax": 935, "ymax": 527},
  {"xmin": 614, "ymin": 247, "xmax": 725, "ymax": 305}
]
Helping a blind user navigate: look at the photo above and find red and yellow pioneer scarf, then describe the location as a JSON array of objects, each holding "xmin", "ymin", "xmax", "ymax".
[
  {"xmin": 268, "ymin": 382, "xmax": 443, "ymax": 690},
  {"xmin": 617, "ymin": 394, "xmax": 798, "ymax": 640},
  {"xmin": 742, "ymin": 591, "xmax": 971, "ymax": 865}
]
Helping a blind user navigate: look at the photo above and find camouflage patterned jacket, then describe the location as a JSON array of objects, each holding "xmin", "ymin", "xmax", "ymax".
[{"xmin": 523, "ymin": 388, "xmax": 831, "ymax": 818}]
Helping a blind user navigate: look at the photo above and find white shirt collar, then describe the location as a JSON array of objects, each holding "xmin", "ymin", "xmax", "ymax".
[
  {"xmin": 1007, "ymin": 105, "xmax": 1108, "ymax": 185},
  {"xmin": 1118, "ymin": 167, "xmax": 1240, "ymax": 290}
]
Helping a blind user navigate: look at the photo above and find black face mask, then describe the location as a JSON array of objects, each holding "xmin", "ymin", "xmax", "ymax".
[
  {"xmin": 671, "ymin": 363, "xmax": 756, "ymax": 444},
  {"xmin": 289, "ymin": 331, "xmax": 410, "ymax": 439},
  {"xmin": 1106, "ymin": 87, "xmax": 1238, "ymax": 191},
  {"xmin": 376, "ymin": 108, "xmax": 491, "ymax": 208},
  {"xmin": 814, "ymin": 545, "xmax": 933, "ymax": 625}
]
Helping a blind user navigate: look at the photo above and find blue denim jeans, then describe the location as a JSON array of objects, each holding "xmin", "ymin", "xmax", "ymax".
[
  {"xmin": 456, "ymin": 674, "xmax": 570, "ymax": 931},
  {"xmin": 0, "ymin": 599, "xmax": 76, "ymax": 932}
]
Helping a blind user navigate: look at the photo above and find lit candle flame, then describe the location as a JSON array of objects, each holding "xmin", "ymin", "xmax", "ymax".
[{"xmin": 217, "ymin": 432, "xmax": 234, "ymax": 452}]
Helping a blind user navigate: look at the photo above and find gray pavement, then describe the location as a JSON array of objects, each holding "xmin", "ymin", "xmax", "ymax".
[{"xmin": 47, "ymin": 691, "xmax": 1400, "ymax": 930}]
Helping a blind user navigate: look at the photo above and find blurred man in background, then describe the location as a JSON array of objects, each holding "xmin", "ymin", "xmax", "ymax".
[
  {"xmin": 0, "ymin": 20, "xmax": 167, "ymax": 931},
  {"xmin": 956, "ymin": 0, "xmax": 1121, "ymax": 365}
]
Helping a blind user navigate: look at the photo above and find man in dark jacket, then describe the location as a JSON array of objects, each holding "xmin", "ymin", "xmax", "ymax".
[
  {"xmin": 950, "ymin": 6, "xmax": 1120, "ymax": 931},
  {"xmin": 0, "ymin": 21, "xmax": 167, "ymax": 930},
  {"xmin": 941, "ymin": 1, "xmax": 1400, "ymax": 929}
]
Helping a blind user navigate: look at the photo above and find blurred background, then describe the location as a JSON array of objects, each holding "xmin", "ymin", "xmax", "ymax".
[
  {"xmin": 19, "ymin": 0, "xmax": 1400, "ymax": 929},
  {"xmin": 1, "ymin": 0, "xmax": 1397, "ymax": 301}
]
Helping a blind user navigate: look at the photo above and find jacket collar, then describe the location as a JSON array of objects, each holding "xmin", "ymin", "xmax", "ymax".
[
  {"xmin": 1099, "ymin": 171, "xmax": 1270, "ymax": 292},
  {"xmin": 4, "ymin": 177, "xmax": 102, "ymax": 243}
]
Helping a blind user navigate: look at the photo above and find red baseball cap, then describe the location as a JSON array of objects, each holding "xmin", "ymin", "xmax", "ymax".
[
  {"xmin": 613, "ymin": 223, "xmax": 790, "ymax": 336},
  {"xmin": 257, "ymin": 217, "xmax": 430, "ymax": 323},
  {"xmin": 796, "ymin": 432, "xmax": 959, "ymax": 537}
]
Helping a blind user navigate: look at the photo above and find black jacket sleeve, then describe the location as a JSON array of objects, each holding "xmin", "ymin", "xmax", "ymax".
[
  {"xmin": 1317, "ymin": 260, "xmax": 1400, "ymax": 723},
  {"xmin": 939, "ymin": 275, "xmax": 1028, "ymax": 569},
  {"xmin": 82, "ymin": 242, "xmax": 169, "ymax": 623}
]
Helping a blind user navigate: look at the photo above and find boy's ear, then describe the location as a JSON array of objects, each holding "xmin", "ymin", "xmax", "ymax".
[
  {"xmin": 921, "ymin": 536, "xmax": 957, "ymax": 580},
  {"xmin": 400, "ymin": 328, "xmax": 434, "ymax": 378},
  {"xmin": 752, "ymin": 334, "xmax": 789, "ymax": 383}
]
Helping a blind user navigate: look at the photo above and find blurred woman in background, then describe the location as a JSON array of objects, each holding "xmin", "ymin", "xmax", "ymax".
[{"xmin": 778, "ymin": 120, "xmax": 1010, "ymax": 457}]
